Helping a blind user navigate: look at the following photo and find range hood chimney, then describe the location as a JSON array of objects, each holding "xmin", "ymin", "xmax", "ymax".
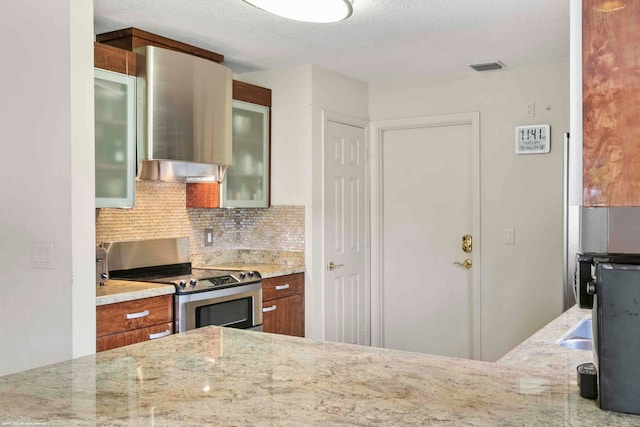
[{"xmin": 135, "ymin": 46, "xmax": 232, "ymax": 183}]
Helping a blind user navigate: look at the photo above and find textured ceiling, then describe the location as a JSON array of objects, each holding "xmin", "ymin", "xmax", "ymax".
[{"xmin": 94, "ymin": 0, "xmax": 570, "ymax": 83}]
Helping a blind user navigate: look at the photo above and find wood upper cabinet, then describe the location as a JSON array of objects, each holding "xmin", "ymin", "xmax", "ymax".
[
  {"xmin": 582, "ymin": 0, "xmax": 640, "ymax": 206},
  {"xmin": 94, "ymin": 42, "xmax": 137, "ymax": 209},
  {"xmin": 233, "ymin": 80, "xmax": 272, "ymax": 106},
  {"xmin": 94, "ymin": 42, "xmax": 136, "ymax": 75},
  {"xmin": 186, "ymin": 81, "xmax": 272, "ymax": 209},
  {"xmin": 95, "ymin": 28, "xmax": 273, "ymax": 210},
  {"xmin": 262, "ymin": 273, "xmax": 304, "ymax": 337},
  {"xmin": 96, "ymin": 294, "xmax": 173, "ymax": 352}
]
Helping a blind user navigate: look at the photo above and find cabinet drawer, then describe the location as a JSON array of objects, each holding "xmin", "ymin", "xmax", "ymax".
[
  {"xmin": 262, "ymin": 295, "xmax": 303, "ymax": 337},
  {"xmin": 96, "ymin": 322, "xmax": 173, "ymax": 352},
  {"xmin": 262, "ymin": 273, "xmax": 304, "ymax": 301},
  {"xmin": 96, "ymin": 294, "xmax": 173, "ymax": 337}
]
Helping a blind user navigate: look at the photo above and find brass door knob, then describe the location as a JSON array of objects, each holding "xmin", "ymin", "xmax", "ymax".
[
  {"xmin": 328, "ymin": 261, "xmax": 344, "ymax": 271},
  {"xmin": 453, "ymin": 259, "xmax": 472, "ymax": 269}
]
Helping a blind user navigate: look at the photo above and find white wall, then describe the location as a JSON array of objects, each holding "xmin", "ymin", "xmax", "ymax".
[
  {"xmin": 237, "ymin": 65, "xmax": 368, "ymax": 340},
  {"xmin": 70, "ymin": 0, "xmax": 97, "ymax": 359},
  {"xmin": 0, "ymin": 0, "xmax": 95, "ymax": 376},
  {"xmin": 370, "ymin": 62, "xmax": 569, "ymax": 361},
  {"xmin": 242, "ymin": 62, "xmax": 566, "ymax": 359}
]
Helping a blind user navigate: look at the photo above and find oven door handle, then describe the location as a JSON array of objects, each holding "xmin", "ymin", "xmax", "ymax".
[
  {"xmin": 262, "ymin": 305, "xmax": 277, "ymax": 313},
  {"xmin": 126, "ymin": 309, "xmax": 149, "ymax": 320}
]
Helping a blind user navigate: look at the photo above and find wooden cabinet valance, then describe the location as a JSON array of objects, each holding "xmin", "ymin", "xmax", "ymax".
[{"xmin": 96, "ymin": 27, "xmax": 224, "ymax": 63}]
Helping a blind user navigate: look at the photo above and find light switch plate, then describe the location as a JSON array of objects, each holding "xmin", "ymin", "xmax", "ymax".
[
  {"xmin": 527, "ymin": 100, "xmax": 535, "ymax": 117},
  {"xmin": 504, "ymin": 228, "xmax": 515, "ymax": 245},
  {"xmin": 32, "ymin": 242, "xmax": 55, "ymax": 269},
  {"xmin": 204, "ymin": 228, "xmax": 213, "ymax": 247}
]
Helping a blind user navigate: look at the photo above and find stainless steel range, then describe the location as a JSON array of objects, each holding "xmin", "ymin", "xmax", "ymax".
[{"xmin": 103, "ymin": 238, "xmax": 262, "ymax": 333}]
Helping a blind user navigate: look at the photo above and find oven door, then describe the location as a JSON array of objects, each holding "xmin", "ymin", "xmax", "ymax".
[{"xmin": 174, "ymin": 282, "xmax": 262, "ymax": 333}]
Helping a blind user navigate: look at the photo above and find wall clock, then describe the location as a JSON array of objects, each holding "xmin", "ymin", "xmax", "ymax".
[{"xmin": 515, "ymin": 124, "xmax": 550, "ymax": 154}]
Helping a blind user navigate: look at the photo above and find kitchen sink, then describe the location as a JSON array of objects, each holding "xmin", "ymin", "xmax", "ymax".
[{"xmin": 556, "ymin": 317, "xmax": 592, "ymax": 351}]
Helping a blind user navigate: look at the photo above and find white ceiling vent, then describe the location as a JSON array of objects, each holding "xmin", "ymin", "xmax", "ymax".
[{"xmin": 469, "ymin": 61, "xmax": 506, "ymax": 72}]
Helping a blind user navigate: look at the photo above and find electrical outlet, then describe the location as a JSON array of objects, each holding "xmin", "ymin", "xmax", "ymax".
[
  {"xmin": 204, "ymin": 228, "xmax": 213, "ymax": 247},
  {"xmin": 526, "ymin": 100, "xmax": 535, "ymax": 117}
]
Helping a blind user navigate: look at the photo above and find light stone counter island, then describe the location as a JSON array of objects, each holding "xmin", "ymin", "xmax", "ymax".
[{"xmin": 1, "ymin": 306, "xmax": 638, "ymax": 426}]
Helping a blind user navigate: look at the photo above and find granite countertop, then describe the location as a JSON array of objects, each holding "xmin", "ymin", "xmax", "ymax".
[
  {"xmin": 498, "ymin": 304, "xmax": 593, "ymax": 372},
  {"xmin": 96, "ymin": 279, "xmax": 175, "ymax": 306},
  {"xmin": 196, "ymin": 262, "xmax": 306, "ymax": 279},
  {"xmin": 1, "ymin": 305, "xmax": 639, "ymax": 425}
]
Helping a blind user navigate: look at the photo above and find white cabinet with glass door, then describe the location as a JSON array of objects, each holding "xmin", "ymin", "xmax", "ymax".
[
  {"xmin": 94, "ymin": 68, "xmax": 136, "ymax": 208},
  {"xmin": 221, "ymin": 100, "xmax": 270, "ymax": 208}
]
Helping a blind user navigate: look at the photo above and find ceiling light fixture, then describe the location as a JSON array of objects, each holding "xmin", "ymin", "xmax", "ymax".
[{"xmin": 242, "ymin": 0, "xmax": 353, "ymax": 23}]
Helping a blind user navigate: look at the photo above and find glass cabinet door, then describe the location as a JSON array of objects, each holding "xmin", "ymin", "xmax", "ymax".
[
  {"xmin": 222, "ymin": 100, "xmax": 270, "ymax": 208},
  {"xmin": 94, "ymin": 68, "xmax": 136, "ymax": 208}
]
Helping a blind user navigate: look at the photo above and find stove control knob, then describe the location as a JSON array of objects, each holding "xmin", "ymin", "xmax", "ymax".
[
  {"xmin": 179, "ymin": 280, "xmax": 187, "ymax": 288},
  {"xmin": 190, "ymin": 279, "xmax": 197, "ymax": 287},
  {"xmin": 100, "ymin": 273, "xmax": 108, "ymax": 280},
  {"xmin": 239, "ymin": 272, "xmax": 246, "ymax": 279},
  {"xmin": 248, "ymin": 271, "xmax": 254, "ymax": 277}
]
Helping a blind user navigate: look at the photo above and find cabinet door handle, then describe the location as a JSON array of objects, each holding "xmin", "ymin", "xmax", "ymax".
[
  {"xmin": 263, "ymin": 305, "xmax": 277, "ymax": 313},
  {"xmin": 148, "ymin": 330, "xmax": 171, "ymax": 340},
  {"xmin": 275, "ymin": 284, "xmax": 290, "ymax": 290},
  {"xmin": 126, "ymin": 309, "xmax": 149, "ymax": 320}
]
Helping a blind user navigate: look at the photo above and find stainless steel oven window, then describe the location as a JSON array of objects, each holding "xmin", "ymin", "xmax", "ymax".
[
  {"xmin": 196, "ymin": 297, "xmax": 251, "ymax": 328},
  {"xmin": 174, "ymin": 283, "xmax": 262, "ymax": 333}
]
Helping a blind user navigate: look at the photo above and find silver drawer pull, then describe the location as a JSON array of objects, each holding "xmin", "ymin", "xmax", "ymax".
[
  {"xmin": 126, "ymin": 309, "xmax": 149, "ymax": 320},
  {"xmin": 148, "ymin": 330, "xmax": 171, "ymax": 340},
  {"xmin": 275, "ymin": 284, "xmax": 290, "ymax": 290},
  {"xmin": 263, "ymin": 305, "xmax": 277, "ymax": 313}
]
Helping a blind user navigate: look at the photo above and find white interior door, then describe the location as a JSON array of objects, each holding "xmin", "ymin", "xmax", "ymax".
[
  {"xmin": 379, "ymin": 113, "xmax": 480, "ymax": 359},
  {"xmin": 324, "ymin": 119, "xmax": 369, "ymax": 345}
]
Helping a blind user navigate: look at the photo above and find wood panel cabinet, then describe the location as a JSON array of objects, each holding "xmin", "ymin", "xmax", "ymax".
[
  {"xmin": 94, "ymin": 42, "xmax": 136, "ymax": 75},
  {"xmin": 96, "ymin": 294, "xmax": 173, "ymax": 352},
  {"xmin": 582, "ymin": 0, "xmax": 640, "ymax": 206},
  {"xmin": 262, "ymin": 273, "xmax": 304, "ymax": 337}
]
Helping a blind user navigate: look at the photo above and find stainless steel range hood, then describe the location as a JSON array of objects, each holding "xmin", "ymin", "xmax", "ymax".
[{"xmin": 136, "ymin": 46, "xmax": 232, "ymax": 182}]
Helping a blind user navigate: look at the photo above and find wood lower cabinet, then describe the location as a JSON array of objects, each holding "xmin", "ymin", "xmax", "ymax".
[
  {"xmin": 96, "ymin": 322, "xmax": 173, "ymax": 352},
  {"xmin": 96, "ymin": 294, "xmax": 173, "ymax": 352},
  {"xmin": 262, "ymin": 273, "xmax": 304, "ymax": 337}
]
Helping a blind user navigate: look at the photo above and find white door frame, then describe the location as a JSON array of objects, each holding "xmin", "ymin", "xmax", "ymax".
[
  {"xmin": 369, "ymin": 112, "xmax": 482, "ymax": 359},
  {"xmin": 320, "ymin": 110, "xmax": 371, "ymax": 342}
]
